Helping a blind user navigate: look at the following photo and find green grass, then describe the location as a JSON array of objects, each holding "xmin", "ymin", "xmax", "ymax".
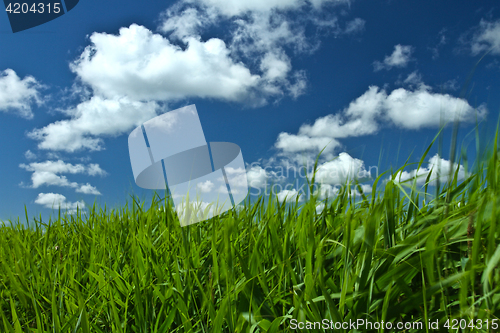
[{"xmin": 1, "ymin": 134, "xmax": 500, "ymax": 332}]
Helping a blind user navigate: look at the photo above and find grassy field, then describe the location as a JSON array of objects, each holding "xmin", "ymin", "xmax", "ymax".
[{"xmin": 1, "ymin": 131, "xmax": 499, "ymax": 332}]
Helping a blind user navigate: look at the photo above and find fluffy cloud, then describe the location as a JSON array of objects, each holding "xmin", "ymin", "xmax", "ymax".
[
  {"xmin": 394, "ymin": 154, "xmax": 465, "ymax": 186},
  {"xmin": 75, "ymin": 184, "xmax": 102, "ymax": 195},
  {"xmin": 313, "ymin": 152, "xmax": 373, "ymax": 185},
  {"xmin": 471, "ymin": 19, "xmax": 500, "ymax": 55},
  {"xmin": 20, "ymin": 160, "xmax": 106, "ymax": 195},
  {"xmin": 277, "ymin": 189, "xmax": 301, "ymax": 203},
  {"xmin": 72, "ymin": 25, "xmax": 263, "ymax": 103},
  {"xmin": 246, "ymin": 165, "xmax": 269, "ymax": 188},
  {"xmin": 373, "ymin": 44, "xmax": 414, "ymax": 71},
  {"xmin": 0, "ymin": 69, "xmax": 43, "ymax": 119},
  {"xmin": 274, "ymin": 85, "xmax": 486, "ymax": 156},
  {"xmin": 35, "ymin": 193, "xmax": 86, "ymax": 213},
  {"xmin": 28, "ymin": 96, "xmax": 158, "ymax": 152},
  {"xmin": 383, "ymin": 87, "xmax": 486, "ymax": 129},
  {"xmin": 275, "ymin": 133, "xmax": 340, "ymax": 156}
]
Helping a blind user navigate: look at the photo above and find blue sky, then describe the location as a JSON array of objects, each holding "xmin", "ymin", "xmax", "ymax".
[{"xmin": 1, "ymin": 0, "xmax": 499, "ymax": 223}]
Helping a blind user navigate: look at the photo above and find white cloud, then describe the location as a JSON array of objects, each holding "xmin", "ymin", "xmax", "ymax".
[
  {"xmin": 298, "ymin": 86, "xmax": 385, "ymax": 139},
  {"xmin": 29, "ymin": 0, "xmax": 358, "ymax": 156},
  {"xmin": 24, "ymin": 150, "xmax": 37, "ymax": 160},
  {"xmin": 403, "ymin": 71, "xmax": 423, "ymax": 87},
  {"xmin": 19, "ymin": 160, "xmax": 106, "ymax": 194},
  {"xmin": 277, "ymin": 189, "xmax": 301, "ymax": 203},
  {"xmin": 35, "ymin": 193, "xmax": 86, "ymax": 213},
  {"xmin": 471, "ymin": 19, "xmax": 500, "ymax": 56},
  {"xmin": 373, "ymin": 44, "xmax": 414, "ymax": 71},
  {"xmin": 442, "ymin": 79, "xmax": 459, "ymax": 91},
  {"xmin": 278, "ymin": 85, "xmax": 486, "ymax": 153},
  {"xmin": 189, "ymin": 0, "xmax": 349, "ymax": 17},
  {"xmin": 430, "ymin": 29, "xmax": 446, "ymax": 59},
  {"xmin": 160, "ymin": 6, "xmax": 218, "ymax": 40},
  {"xmin": 246, "ymin": 165, "xmax": 268, "ymax": 188},
  {"xmin": 273, "ymin": 85, "xmax": 485, "ymax": 159},
  {"xmin": 71, "ymin": 24, "xmax": 261, "ymax": 102},
  {"xmin": 394, "ymin": 154, "xmax": 465, "ymax": 186},
  {"xmin": 28, "ymin": 96, "xmax": 158, "ymax": 152},
  {"xmin": 344, "ymin": 18, "xmax": 365, "ymax": 35},
  {"xmin": 75, "ymin": 183, "xmax": 102, "ymax": 195},
  {"xmin": 87, "ymin": 163, "xmax": 107, "ymax": 176},
  {"xmin": 197, "ymin": 180, "xmax": 215, "ymax": 193},
  {"xmin": 275, "ymin": 133, "xmax": 340, "ymax": 156},
  {"xmin": 260, "ymin": 50, "xmax": 291, "ymax": 82},
  {"xmin": 230, "ymin": 11, "xmax": 309, "ymax": 55},
  {"xmin": 313, "ymin": 152, "xmax": 372, "ymax": 185},
  {"xmin": 355, "ymin": 184, "xmax": 372, "ymax": 195},
  {"xmin": 383, "ymin": 86, "xmax": 486, "ymax": 129},
  {"xmin": 0, "ymin": 69, "xmax": 43, "ymax": 119}
]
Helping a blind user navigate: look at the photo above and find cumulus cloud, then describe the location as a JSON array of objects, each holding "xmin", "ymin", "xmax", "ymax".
[
  {"xmin": 35, "ymin": 193, "xmax": 86, "ymax": 213},
  {"xmin": 71, "ymin": 24, "xmax": 261, "ymax": 103},
  {"xmin": 28, "ymin": 96, "xmax": 158, "ymax": 152},
  {"xmin": 470, "ymin": 19, "xmax": 500, "ymax": 55},
  {"xmin": 246, "ymin": 165, "xmax": 269, "ymax": 188},
  {"xmin": 383, "ymin": 86, "xmax": 486, "ymax": 129},
  {"xmin": 275, "ymin": 133, "xmax": 340, "ymax": 157},
  {"xmin": 20, "ymin": 160, "xmax": 106, "ymax": 195},
  {"xmin": 313, "ymin": 152, "xmax": 373, "ymax": 185},
  {"xmin": 373, "ymin": 44, "xmax": 414, "ymax": 71},
  {"xmin": 277, "ymin": 189, "xmax": 301, "ymax": 203},
  {"xmin": 274, "ymin": 85, "xmax": 486, "ymax": 157},
  {"xmin": 0, "ymin": 69, "xmax": 44, "ymax": 119},
  {"xmin": 75, "ymin": 183, "xmax": 102, "ymax": 195},
  {"xmin": 394, "ymin": 154, "xmax": 465, "ymax": 186}
]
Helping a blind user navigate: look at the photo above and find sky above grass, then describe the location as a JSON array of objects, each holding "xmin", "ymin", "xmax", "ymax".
[{"xmin": 1, "ymin": 0, "xmax": 499, "ymax": 223}]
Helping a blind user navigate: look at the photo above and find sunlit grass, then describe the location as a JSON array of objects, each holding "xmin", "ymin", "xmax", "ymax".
[{"xmin": 1, "ymin": 130, "xmax": 499, "ymax": 332}]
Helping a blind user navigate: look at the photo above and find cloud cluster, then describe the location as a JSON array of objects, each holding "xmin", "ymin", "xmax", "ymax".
[
  {"xmin": 373, "ymin": 44, "xmax": 414, "ymax": 71},
  {"xmin": 20, "ymin": 160, "xmax": 106, "ymax": 195},
  {"xmin": 26, "ymin": 0, "xmax": 360, "ymax": 153},
  {"xmin": 275, "ymin": 85, "xmax": 486, "ymax": 157},
  {"xmin": 0, "ymin": 69, "xmax": 43, "ymax": 119},
  {"xmin": 34, "ymin": 193, "xmax": 85, "ymax": 213}
]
